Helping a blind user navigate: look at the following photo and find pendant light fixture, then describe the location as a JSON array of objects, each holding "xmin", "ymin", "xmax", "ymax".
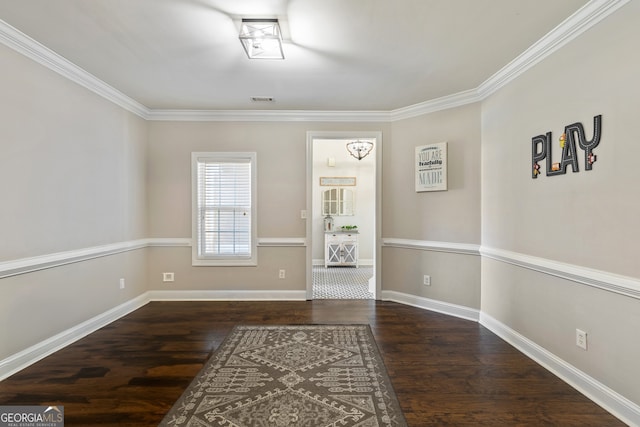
[{"xmin": 346, "ymin": 140, "xmax": 374, "ymax": 160}]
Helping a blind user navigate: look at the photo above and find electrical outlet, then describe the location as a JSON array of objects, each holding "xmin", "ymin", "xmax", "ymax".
[
  {"xmin": 423, "ymin": 275, "xmax": 431, "ymax": 286},
  {"xmin": 163, "ymin": 272, "xmax": 175, "ymax": 282},
  {"xmin": 300, "ymin": 210, "xmax": 307, "ymax": 219},
  {"xmin": 279, "ymin": 269, "xmax": 286, "ymax": 279},
  {"xmin": 576, "ymin": 329, "xmax": 587, "ymax": 350},
  {"xmin": 119, "ymin": 278, "xmax": 125, "ymax": 289}
]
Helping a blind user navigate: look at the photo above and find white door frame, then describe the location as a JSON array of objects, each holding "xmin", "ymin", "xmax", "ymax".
[{"xmin": 305, "ymin": 131, "xmax": 382, "ymax": 300}]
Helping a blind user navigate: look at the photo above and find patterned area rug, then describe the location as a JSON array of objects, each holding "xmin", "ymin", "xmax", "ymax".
[{"xmin": 160, "ymin": 325, "xmax": 407, "ymax": 426}]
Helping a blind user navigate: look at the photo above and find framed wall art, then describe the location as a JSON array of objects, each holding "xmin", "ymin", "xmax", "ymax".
[
  {"xmin": 320, "ymin": 176, "xmax": 356, "ymax": 186},
  {"xmin": 415, "ymin": 142, "xmax": 447, "ymax": 192}
]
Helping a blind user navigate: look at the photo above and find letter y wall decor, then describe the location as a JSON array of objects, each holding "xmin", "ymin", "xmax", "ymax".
[{"xmin": 531, "ymin": 115, "xmax": 602, "ymax": 179}]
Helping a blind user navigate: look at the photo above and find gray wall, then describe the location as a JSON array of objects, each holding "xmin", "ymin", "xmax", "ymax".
[
  {"xmin": 383, "ymin": 103, "xmax": 482, "ymax": 309},
  {"xmin": 145, "ymin": 121, "xmax": 390, "ymax": 292},
  {"xmin": 1, "ymin": 1, "xmax": 639, "ymax": 414},
  {"xmin": 481, "ymin": 0, "xmax": 640, "ymax": 404},
  {"xmin": 0, "ymin": 43, "xmax": 148, "ymax": 359}
]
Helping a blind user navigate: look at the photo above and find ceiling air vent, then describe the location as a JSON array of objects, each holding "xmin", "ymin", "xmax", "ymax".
[{"xmin": 250, "ymin": 96, "xmax": 275, "ymax": 102}]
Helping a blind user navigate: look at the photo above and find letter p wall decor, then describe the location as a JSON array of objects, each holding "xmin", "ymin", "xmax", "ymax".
[{"xmin": 532, "ymin": 115, "xmax": 602, "ymax": 179}]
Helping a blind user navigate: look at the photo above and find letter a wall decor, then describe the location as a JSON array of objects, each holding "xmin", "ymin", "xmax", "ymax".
[{"xmin": 531, "ymin": 115, "xmax": 602, "ymax": 179}]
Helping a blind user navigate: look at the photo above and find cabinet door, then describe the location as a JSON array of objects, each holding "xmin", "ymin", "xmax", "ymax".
[
  {"xmin": 327, "ymin": 243, "xmax": 342, "ymax": 264},
  {"xmin": 342, "ymin": 243, "xmax": 357, "ymax": 264}
]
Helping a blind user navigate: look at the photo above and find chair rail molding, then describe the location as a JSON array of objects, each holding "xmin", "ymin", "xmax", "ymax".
[
  {"xmin": 382, "ymin": 238, "xmax": 480, "ymax": 256},
  {"xmin": 0, "ymin": 237, "xmax": 307, "ymax": 279},
  {"xmin": 480, "ymin": 246, "xmax": 640, "ymax": 300},
  {"xmin": 0, "ymin": 239, "xmax": 150, "ymax": 279}
]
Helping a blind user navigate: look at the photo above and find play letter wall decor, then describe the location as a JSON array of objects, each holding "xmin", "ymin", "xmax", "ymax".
[{"xmin": 532, "ymin": 115, "xmax": 602, "ymax": 178}]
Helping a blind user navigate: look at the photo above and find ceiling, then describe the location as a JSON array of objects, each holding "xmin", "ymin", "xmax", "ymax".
[{"xmin": 0, "ymin": 0, "xmax": 590, "ymax": 112}]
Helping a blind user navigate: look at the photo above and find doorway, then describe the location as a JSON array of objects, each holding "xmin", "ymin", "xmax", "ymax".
[{"xmin": 305, "ymin": 131, "xmax": 382, "ymax": 300}]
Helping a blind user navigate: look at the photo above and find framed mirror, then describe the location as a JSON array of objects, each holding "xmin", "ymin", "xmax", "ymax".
[{"xmin": 322, "ymin": 188, "xmax": 354, "ymax": 216}]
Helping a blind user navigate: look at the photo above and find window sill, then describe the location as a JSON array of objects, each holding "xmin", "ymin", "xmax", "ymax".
[{"xmin": 192, "ymin": 258, "xmax": 257, "ymax": 267}]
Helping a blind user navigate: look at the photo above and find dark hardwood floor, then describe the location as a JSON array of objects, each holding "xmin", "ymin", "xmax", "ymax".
[{"xmin": 0, "ymin": 300, "xmax": 626, "ymax": 426}]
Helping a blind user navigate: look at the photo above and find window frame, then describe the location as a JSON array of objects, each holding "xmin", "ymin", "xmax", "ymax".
[{"xmin": 191, "ymin": 152, "xmax": 257, "ymax": 266}]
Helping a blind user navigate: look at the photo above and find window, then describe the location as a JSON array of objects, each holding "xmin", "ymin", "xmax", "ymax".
[{"xmin": 192, "ymin": 152, "xmax": 257, "ymax": 266}]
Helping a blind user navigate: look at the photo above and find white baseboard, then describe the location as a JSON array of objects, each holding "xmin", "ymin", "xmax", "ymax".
[
  {"xmin": 0, "ymin": 289, "xmax": 308, "ymax": 381},
  {"xmin": 480, "ymin": 312, "xmax": 640, "ymax": 427},
  {"xmin": 380, "ymin": 290, "xmax": 480, "ymax": 322},
  {"xmin": 312, "ymin": 259, "xmax": 374, "ymax": 266},
  {"xmin": 0, "ymin": 293, "xmax": 149, "ymax": 381},
  {"xmin": 147, "ymin": 289, "xmax": 308, "ymax": 301},
  {"xmin": 3, "ymin": 287, "xmax": 637, "ymax": 427},
  {"xmin": 380, "ymin": 291, "xmax": 639, "ymax": 425}
]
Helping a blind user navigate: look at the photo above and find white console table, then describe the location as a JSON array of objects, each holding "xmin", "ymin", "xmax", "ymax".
[{"xmin": 324, "ymin": 231, "xmax": 358, "ymax": 267}]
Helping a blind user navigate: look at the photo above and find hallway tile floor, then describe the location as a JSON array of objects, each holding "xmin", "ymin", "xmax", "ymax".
[{"xmin": 312, "ymin": 266, "xmax": 374, "ymax": 299}]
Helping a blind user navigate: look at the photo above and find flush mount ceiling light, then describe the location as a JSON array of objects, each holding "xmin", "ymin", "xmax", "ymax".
[
  {"xmin": 239, "ymin": 19, "xmax": 284, "ymax": 59},
  {"xmin": 346, "ymin": 140, "xmax": 374, "ymax": 160}
]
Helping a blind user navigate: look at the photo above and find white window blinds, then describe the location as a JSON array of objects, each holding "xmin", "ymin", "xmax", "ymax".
[{"xmin": 193, "ymin": 153, "xmax": 256, "ymax": 264}]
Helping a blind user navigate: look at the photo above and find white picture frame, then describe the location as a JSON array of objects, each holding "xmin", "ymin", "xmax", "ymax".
[
  {"xmin": 415, "ymin": 142, "xmax": 447, "ymax": 192},
  {"xmin": 319, "ymin": 176, "xmax": 356, "ymax": 186}
]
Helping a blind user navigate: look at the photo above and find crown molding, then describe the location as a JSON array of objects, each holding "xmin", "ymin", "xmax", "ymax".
[
  {"xmin": 0, "ymin": 19, "xmax": 150, "ymax": 118},
  {"xmin": 0, "ymin": 0, "xmax": 627, "ymax": 122},
  {"xmin": 388, "ymin": 89, "xmax": 483, "ymax": 121},
  {"xmin": 145, "ymin": 90, "xmax": 482, "ymax": 122},
  {"xmin": 145, "ymin": 109, "xmax": 392, "ymax": 122},
  {"xmin": 478, "ymin": 0, "xmax": 630, "ymax": 98}
]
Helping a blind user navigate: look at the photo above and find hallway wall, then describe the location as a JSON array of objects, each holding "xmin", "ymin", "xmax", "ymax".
[
  {"xmin": 0, "ymin": 43, "xmax": 148, "ymax": 360},
  {"xmin": 382, "ymin": 103, "xmax": 482, "ymax": 310},
  {"xmin": 145, "ymin": 121, "xmax": 390, "ymax": 293},
  {"xmin": 481, "ymin": 0, "xmax": 640, "ymax": 406},
  {"xmin": 1, "ymin": 2, "xmax": 639, "ymax": 419}
]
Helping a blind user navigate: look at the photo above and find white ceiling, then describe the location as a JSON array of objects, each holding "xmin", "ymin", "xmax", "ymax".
[{"xmin": 0, "ymin": 0, "xmax": 590, "ymax": 112}]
